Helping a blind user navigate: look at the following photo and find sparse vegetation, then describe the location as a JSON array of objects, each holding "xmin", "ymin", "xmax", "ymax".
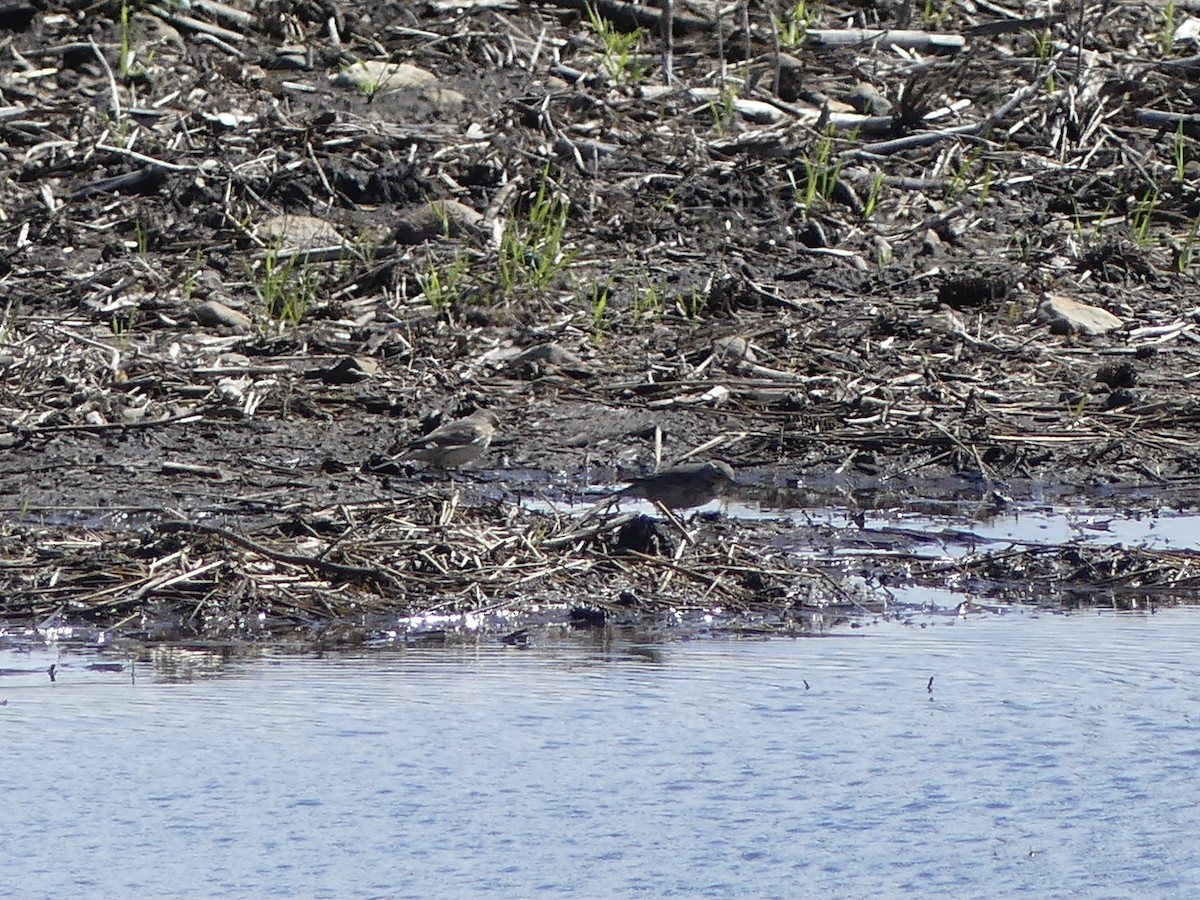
[
  {"xmin": 585, "ymin": 4, "xmax": 646, "ymax": 85},
  {"xmin": 586, "ymin": 279, "xmax": 612, "ymax": 343},
  {"xmin": 343, "ymin": 61, "xmax": 394, "ymax": 99},
  {"xmin": 1131, "ymin": 188, "xmax": 1159, "ymax": 245},
  {"xmin": 1173, "ymin": 119, "xmax": 1187, "ymax": 183},
  {"xmin": 180, "ymin": 250, "xmax": 204, "ymax": 303},
  {"xmin": 498, "ymin": 170, "xmax": 572, "ymax": 294},
  {"xmin": 708, "ymin": 83, "xmax": 738, "ymax": 134},
  {"xmin": 249, "ymin": 244, "xmax": 316, "ymax": 326},
  {"xmin": 418, "ymin": 252, "xmax": 470, "ymax": 310},
  {"xmin": 1162, "ymin": 0, "xmax": 1178, "ymax": 56},
  {"xmin": 1031, "ymin": 27, "xmax": 1056, "ymax": 93},
  {"xmin": 118, "ymin": 1, "xmax": 133, "ymax": 78},
  {"xmin": 771, "ymin": 0, "xmax": 814, "ymax": 49},
  {"xmin": 946, "ymin": 145, "xmax": 985, "ymax": 203},
  {"xmin": 632, "ymin": 283, "xmax": 664, "ymax": 325},
  {"xmin": 795, "ymin": 127, "xmax": 842, "ymax": 216},
  {"xmin": 117, "ymin": 0, "xmax": 181, "ymax": 77},
  {"xmin": 133, "ymin": 217, "xmax": 149, "ymax": 255},
  {"xmin": 110, "ymin": 304, "xmax": 139, "ymax": 350},
  {"xmin": 977, "ymin": 160, "xmax": 993, "ymax": 206},
  {"xmin": 863, "ymin": 170, "xmax": 885, "ymax": 219},
  {"xmin": 679, "ymin": 289, "xmax": 708, "ymax": 321},
  {"xmin": 1177, "ymin": 213, "xmax": 1200, "ymax": 273},
  {"xmin": 0, "ymin": 299, "xmax": 17, "ymax": 343},
  {"xmin": 922, "ymin": 0, "xmax": 954, "ymax": 26}
]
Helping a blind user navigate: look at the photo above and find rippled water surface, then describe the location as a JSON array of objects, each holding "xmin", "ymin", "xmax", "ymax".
[{"xmin": 5, "ymin": 609, "xmax": 1200, "ymax": 898}]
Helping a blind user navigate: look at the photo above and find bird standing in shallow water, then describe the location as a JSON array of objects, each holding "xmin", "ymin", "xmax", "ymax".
[
  {"xmin": 402, "ymin": 409, "xmax": 499, "ymax": 469},
  {"xmin": 622, "ymin": 460, "xmax": 736, "ymax": 510}
]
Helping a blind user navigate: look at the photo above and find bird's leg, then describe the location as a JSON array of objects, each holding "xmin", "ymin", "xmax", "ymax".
[{"xmin": 577, "ymin": 490, "xmax": 621, "ymax": 526}]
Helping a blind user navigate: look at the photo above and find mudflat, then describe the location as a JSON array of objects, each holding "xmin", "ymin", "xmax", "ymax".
[{"xmin": 3, "ymin": 0, "xmax": 1199, "ymax": 643}]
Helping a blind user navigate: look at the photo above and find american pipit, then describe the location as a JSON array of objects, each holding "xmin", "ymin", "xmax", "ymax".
[
  {"xmin": 622, "ymin": 460, "xmax": 736, "ymax": 510},
  {"xmin": 402, "ymin": 409, "xmax": 499, "ymax": 469}
]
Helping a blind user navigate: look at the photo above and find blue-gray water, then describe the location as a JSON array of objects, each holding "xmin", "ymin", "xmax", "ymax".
[{"xmin": 4, "ymin": 608, "xmax": 1200, "ymax": 898}]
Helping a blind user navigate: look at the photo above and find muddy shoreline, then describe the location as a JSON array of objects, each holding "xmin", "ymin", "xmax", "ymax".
[{"xmin": 4, "ymin": 0, "xmax": 1200, "ymax": 642}]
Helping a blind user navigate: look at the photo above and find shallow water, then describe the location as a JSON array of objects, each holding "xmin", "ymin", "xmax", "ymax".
[
  {"xmin": 4, "ymin": 609, "xmax": 1200, "ymax": 898},
  {"xmin": 523, "ymin": 482, "xmax": 1200, "ymax": 558},
  {"xmin": 751, "ymin": 503, "xmax": 1197, "ymax": 554}
]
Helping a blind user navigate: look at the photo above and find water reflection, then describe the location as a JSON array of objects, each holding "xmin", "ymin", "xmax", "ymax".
[
  {"xmin": 3, "ymin": 610, "xmax": 1200, "ymax": 897},
  {"xmin": 523, "ymin": 482, "xmax": 1200, "ymax": 558}
]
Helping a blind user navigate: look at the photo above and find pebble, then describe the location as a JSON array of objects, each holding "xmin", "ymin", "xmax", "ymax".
[{"xmin": 1038, "ymin": 293, "xmax": 1124, "ymax": 336}]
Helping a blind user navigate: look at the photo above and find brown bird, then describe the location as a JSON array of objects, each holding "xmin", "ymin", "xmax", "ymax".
[
  {"xmin": 402, "ymin": 409, "xmax": 499, "ymax": 469},
  {"xmin": 622, "ymin": 460, "xmax": 736, "ymax": 510}
]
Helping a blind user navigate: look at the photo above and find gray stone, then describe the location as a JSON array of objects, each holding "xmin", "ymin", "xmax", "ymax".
[
  {"xmin": 195, "ymin": 299, "xmax": 252, "ymax": 331},
  {"xmin": 847, "ymin": 82, "xmax": 892, "ymax": 116},
  {"xmin": 395, "ymin": 199, "xmax": 484, "ymax": 244},
  {"xmin": 333, "ymin": 61, "xmax": 437, "ymax": 91},
  {"xmin": 257, "ymin": 214, "xmax": 343, "ymax": 251},
  {"xmin": 1038, "ymin": 293, "xmax": 1123, "ymax": 336},
  {"xmin": 712, "ymin": 335, "xmax": 757, "ymax": 371}
]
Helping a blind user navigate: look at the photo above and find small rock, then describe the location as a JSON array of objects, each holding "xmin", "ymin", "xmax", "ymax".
[
  {"xmin": 202, "ymin": 110, "xmax": 256, "ymax": 129},
  {"xmin": 194, "ymin": 300, "xmax": 252, "ymax": 331},
  {"xmin": 331, "ymin": 62, "xmax": 467, "ymax": 110},
  {"xmin": 257, "ymin": 214, "xmax": 343, "ymax": 251},
  {"xmin": 0, "ymin": 0, "xmax": 36, "ymax": 31},
  {"xmin": 1173, "ymin": 15, "xmax": 1200, "ymax": 43},
  {"xmin": 317, "ymin": 356, "xmax": 379, "ymax": 384},
  {"xmin": 847, "ymin": 82, "xmax": 892, "ymax": 116},
  {"xmin": 733, "ymin": 97, "xmax": 786, "ymax": 123},
  {"xmin": 190, "ymin": 270, "xmax": 225, "ymax": 299},
  {"xmin": 509, "ymin": 342, "xmax": 591, "ymax": 379},
  {"xmin": 332, "ymin": 61, "xmax": 437, "ymax": 91},
  {"xmin": 687, "ymin": 87, "xmax": 801, "ymax": 123},
  {"xmin": 424, "ymin": 87, "xmax": 467, "ymax": 112},
  {"xmin": 1104, "ymin": 388, "xmax": 1136, "ymax": 409},
  {"xmin": 797, "ymin": 220, "xmax": 828, "ymax": 249},
  {"xmin": 275, "ymin": 47, "xmax": 309, "ymax": 70},
  {"xmin": 1096, "ymin": 361, "xmax": 1137, "ymax": 389},
  {"xmin": 939, "ymin": 273, "xmax": 1012, "ymax": 310},
  {"xmin": 554, "ymin": 137, "xmax": 618, "ymax": 165},
  {"xmin": 394, "ymin": 199, "xmax": 484, "ymax": 244},
  {"xmin": 712, "ymin": 335, "xmax": 757, "ymax": 370},
  {"xmin": 1039, "ymin": 293, "xmax": 1124, "ymax": 336},
  {"xmin": 614, "ymin": 514, "xmax": 677, "ymax": 557},
  {"xmin": 131, "ymin": 12, "xmax": 183, "ymax": 49}
]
